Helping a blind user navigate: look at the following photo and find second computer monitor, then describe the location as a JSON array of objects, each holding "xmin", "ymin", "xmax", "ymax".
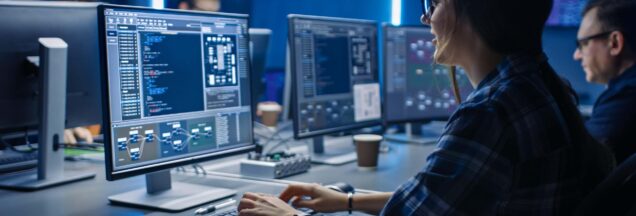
[
  {"xmin": 288, "ymin": 15, "xmax": 382, "ymax": 139},
  {"xmin": 383, "ymin": 24, "xmax": 473, "ymax": 123}
]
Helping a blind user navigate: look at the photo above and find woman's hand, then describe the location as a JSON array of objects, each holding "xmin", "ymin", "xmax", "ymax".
[
  {"xmin": 279, "ymin": 183, "xmax": 348, "ymax": 213},
  {"xmin": 238, "ymin": 192, "xmax": 303, "ymax": 216}
]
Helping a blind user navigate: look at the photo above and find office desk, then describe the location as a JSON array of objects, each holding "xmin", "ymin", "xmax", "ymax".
[
  {"xmin": 206, "ymin": 140, "xmax": 437, "ymax": 192},
  {"xmin": 0, "ymin": 139, "xmax": 438, "ymax": 216}
]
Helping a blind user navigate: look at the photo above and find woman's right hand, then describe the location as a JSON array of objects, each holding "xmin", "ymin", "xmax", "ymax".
[{"xmin": 278, "ymin": 183, "xmax": 348, "ymax": 213}]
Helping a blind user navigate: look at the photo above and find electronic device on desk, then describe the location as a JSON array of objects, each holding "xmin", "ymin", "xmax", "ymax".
[
  {"xmin": 381, "ymin": 24, "xmax": 473, "ymax": 144},
  {"xmin": 240, "ymin": 151, "xmax": 311, "ymax": 179},
  {"xmin": 288, "ymin": 15, "xmax": 382, "ymax": 165},
  {"xmin": 0, "ymin": 1, "xmax": 102, "ymax": 190},
  {"xmin": 0, "ymin": 150, "xmax": 38, "ymax": 174},
  {"xmin": 98, "ymin": 4, "xmax": 256, "ymax": 212}
]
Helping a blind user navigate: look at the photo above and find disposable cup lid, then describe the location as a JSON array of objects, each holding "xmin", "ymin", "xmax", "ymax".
[
  {"xmin": 258, "ymin": 103, "xmax": 282, "ymax": 112},
  {"xmin": 353, "ymin": 134, "xmax": 383, "ymax": 142}
]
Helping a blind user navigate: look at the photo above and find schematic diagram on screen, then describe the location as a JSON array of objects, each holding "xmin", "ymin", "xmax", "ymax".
[{"xmin": 204, "ymin": 35, "xmax": 238, "ymax": 87}]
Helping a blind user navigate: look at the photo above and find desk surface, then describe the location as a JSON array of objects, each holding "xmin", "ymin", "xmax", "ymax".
[
  {"xmin": 0, "ymin": 136, "xmax": 437, "ymax": 216},
  {"xmin": 208, "ymin": 139, "xmax": 436, "ymax": 192}
]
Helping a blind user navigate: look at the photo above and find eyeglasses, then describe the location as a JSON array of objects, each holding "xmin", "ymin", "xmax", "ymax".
[
  {"xmin": 575, "ymin": 31, "xmax": 612, "ymax": 50},
  {"xmin": 421, "ymin": 0, "xmax": 436, "ymax": 23}
]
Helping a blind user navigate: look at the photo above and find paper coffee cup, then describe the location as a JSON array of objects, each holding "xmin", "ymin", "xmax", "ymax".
[
  {"xmin": 353, "ymin": 134, "xmax": 383, "ymax": 170},
  {"xmin": 258, "ymin": 103, "xmax": 282, "ymax": 127}
]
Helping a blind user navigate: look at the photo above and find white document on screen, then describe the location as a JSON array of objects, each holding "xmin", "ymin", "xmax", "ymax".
[{"xmin": 353, "ymin": 83, "xmax": 381, "ymax": 122}]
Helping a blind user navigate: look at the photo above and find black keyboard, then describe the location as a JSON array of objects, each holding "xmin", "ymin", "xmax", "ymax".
[{"xmin": 0, "ymin": 150, "xmax": 38, "ymax": 174}]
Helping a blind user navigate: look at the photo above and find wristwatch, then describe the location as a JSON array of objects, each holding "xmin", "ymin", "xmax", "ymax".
[{"xmin": 348, "ymin": 192, "xmax": 353, "ymax": 215}]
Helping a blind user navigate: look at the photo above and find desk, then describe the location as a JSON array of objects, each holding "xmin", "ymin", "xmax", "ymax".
[
  {"xmin": 0, "ymin": 139, "xmax": 437, "ymax": 216},
  {"xmin": 206, "ymin": 140, "xmax": 437, "ymax": 192}
]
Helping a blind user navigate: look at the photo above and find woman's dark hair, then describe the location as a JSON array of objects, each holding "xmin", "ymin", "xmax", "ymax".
[
  {"xmin": 583, "ymin": 0, "xmax": 636, "ymax": 54},
  {"xmin": 451, "ymin": 0, "xmax": 553, "ymax": 55},
  {"xmin": 451, "ymin": 0, "xmax": 614, "ymax": 194},
  {"xmin": 539, "ymin": 62, "xmax": 615, "ymax": 196}
]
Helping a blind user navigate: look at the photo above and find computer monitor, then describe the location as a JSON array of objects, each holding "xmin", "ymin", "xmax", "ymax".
[
  {"xmin": 288, "ymin": 15, "xmax": 382, "ymax": 164},
  {"xmin": 99, "ymin": 5, "xmax": 254, "ymax": 211},
  {"xmin": 0, "ymin": 1, "xmax": 102, "ymax": 191},
  {"xmin": 383, "ymin": 24, "xmax": 473, "ymax": 122},
  {"xmin": 248, "ymin": 28, "xmax": 271, "ymax": 108},
  {"xmin": 0, "ymin": 1, "xmax": 102, "ymax": 134},
  {"xmin": 382, "ymin": 24, "xmax": 473, "ymax": 143}
]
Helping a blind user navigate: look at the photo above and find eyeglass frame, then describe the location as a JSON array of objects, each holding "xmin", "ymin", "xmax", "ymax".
[
  {"xmin": 575, "ymin": 31, "xmax": 614, "ymax": 50},
  {"xmin": 421, "ymin": 0, "xmax": 436, "ymax": 23}
]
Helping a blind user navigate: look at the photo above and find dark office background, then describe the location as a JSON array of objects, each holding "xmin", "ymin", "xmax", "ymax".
[{"xmin": 98, "ymin": 0, "xmax": 602, "ymax": 104}]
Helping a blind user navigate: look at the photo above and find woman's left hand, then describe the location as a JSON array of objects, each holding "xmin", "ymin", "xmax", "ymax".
[{"xmin": 238, "ymin": 192, "xmax": 304, "ymax": 216}]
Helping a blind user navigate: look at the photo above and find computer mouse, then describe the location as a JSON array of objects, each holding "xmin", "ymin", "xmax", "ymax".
[{"xmin": 326, "ymin": 182, "xmax": 355, "ymax": 194}]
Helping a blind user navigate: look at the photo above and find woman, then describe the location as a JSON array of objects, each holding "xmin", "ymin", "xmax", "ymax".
[{"xmin": 237, "ymin": 0, "xmax": 614, "ymax": 215}]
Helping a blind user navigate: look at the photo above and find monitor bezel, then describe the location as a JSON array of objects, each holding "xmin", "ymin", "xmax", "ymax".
[
  {"xmin": 381, "ymin": 23, "xmax": 455, "ymax": 125},
  {"xmin": 287, "ymin": 14, "xmax": 382, "ymax": 139},
  {"xmin": 98, "ymin": 4, "xmax": 255, "ymax": 181}
]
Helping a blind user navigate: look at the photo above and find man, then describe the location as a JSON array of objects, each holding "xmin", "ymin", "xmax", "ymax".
[{"xmin": 574, "ymin": 0, "xmax": 636, "ymax": 164}]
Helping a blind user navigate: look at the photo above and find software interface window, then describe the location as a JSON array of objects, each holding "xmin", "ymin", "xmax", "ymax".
[
  {"xmin": 384, "ymin": 26, "xmax": 473, "ymax": 122},
  {"xmin": 291, "ymin": 17, "xmax": 381, "ymax": 137},
  {"xmin": 103, "ymin": 8, "xmax": 252, "ymax": 172}
]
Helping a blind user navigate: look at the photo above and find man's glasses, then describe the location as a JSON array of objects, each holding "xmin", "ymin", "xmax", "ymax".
[
  {"xmin": 576, "ymin": 31, "xmax": 612, "ymax": 50},
  {"xmin": 421, "ymin": 0, "xmax": 436, "ymax": 23}
]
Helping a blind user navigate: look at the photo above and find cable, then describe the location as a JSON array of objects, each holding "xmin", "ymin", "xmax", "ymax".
[
  {"xmin": 175, "ymin": 166, "xmax": 187, "ymax": 173},
  {"xmin": 1, "ymin": 134, "xmax": 37, "ymax": 154},
  {"xmin": 263, "ymin": 136, "xmax": 297, "ymax": 155},
  {"xmin": 192, "ymin": 163, "xmax": 207, "ymax": 175},
  {"xmin": 259, "ymin": 122, "xmax": 293, "ymax": 148},
  {"xmin": 24, "ymin": 128, "xmax": 36, "ymax": 150}
]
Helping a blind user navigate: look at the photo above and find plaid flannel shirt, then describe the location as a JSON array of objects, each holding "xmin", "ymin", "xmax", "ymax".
[{"xmin": 381, "ymin": 53, "xmax": 608, "ymax": 216}]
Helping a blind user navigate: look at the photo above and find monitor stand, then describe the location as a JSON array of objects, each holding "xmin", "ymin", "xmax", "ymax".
[
  {"xmin": 384, "ymin": 122, "xmax": 441, "ymax": 144},
  {"xmin": 0, "ymin": 38, "xmax": 95, "ymax": 191},
  {"xmin": 309, "ymin": 136, "xmax": 357, "ymax": 165},
  {"xmin": 108, "ymin": 170, "xmax": 236, "ymax": 212}
]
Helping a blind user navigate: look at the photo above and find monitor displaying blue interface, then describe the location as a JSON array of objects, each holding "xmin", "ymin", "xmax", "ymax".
[
  {"xmin": 288, "ymin": 15, "xmax": 382, "ymax": 139},
  {"xmin": 100, "ymin": 5, "xmax": 254, "ymax": 180},
  {"xmin": 547, "ymin": 0, "xmax": 585, "ymax": 26},
  {"xmin": 383, "ymin": 25, "xmax": 473, "ymax": 123}
]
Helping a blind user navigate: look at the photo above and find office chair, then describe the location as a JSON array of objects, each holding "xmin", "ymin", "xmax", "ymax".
[{"xmin": 575, "ymin": 153, "xmax": 636, "ymax": 215}]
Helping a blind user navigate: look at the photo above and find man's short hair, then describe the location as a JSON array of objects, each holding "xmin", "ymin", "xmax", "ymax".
[{"xmin": 584, "ymin": 0, "xmax": 636, "ymax": 54}]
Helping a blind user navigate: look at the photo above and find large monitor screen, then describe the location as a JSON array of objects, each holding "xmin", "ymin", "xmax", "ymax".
[
  {"xmin": 99, "ymin": 5, "xmax": 254, "ymax": 180},
  {"xmin": 288, "ymin": 15, "xmax": 382, "ymax": 139},
  {"xmin": 383, "ymin": 25, "xmax": 473, "ymax": 123},
  {"xmin": 0, "ymin": 1, "xmax": 102, "ymax": 133}
]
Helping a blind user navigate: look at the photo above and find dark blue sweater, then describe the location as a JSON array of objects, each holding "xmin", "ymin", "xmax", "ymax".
[{"xmin": 586, "ymin": 65, "xmax": 636, "ymax": 164}]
